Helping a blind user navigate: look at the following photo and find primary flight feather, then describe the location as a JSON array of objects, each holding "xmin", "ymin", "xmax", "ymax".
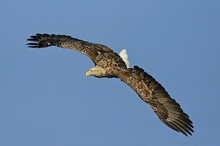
[{"xmin": 27, "ymin": 33, "xmax": 194, "ymax": 136}]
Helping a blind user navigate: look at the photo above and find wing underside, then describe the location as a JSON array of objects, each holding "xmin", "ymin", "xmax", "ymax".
[
  {"xmin": 27, "ymin": 33, "xmax": 113, "ymax": 62},
  {"xmin": 117, "ymin": 66, "xmax": 194, "ymax": 136}
]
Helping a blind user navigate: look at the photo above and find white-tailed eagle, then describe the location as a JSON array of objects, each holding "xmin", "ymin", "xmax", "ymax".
[{"xmin": 27, "ymin": 33, "xmax": 194, "ymax": 136}]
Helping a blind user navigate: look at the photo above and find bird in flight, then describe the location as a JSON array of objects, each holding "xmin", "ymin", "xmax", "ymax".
[{"xmin": 27, "ymin": 33, "xmax": 194, "ymax": 136}]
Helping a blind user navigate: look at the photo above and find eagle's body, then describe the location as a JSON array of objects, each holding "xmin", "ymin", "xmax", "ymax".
[{"xmin": 27, "ymin": 33, "xmax": 194, "ymax": 136}]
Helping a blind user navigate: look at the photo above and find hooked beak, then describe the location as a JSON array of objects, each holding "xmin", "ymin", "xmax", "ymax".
[{"xmin": 85, "ymin": 70, "xmax": 91, "ymax": 77}]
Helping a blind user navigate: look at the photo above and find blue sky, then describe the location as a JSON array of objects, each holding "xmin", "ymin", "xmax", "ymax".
[{"xmin": 0, "ymin": 0, "xmax": 220, "ymax": 145}]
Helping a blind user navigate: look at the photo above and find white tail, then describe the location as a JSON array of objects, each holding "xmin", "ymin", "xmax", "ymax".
[{"xmin": 119, "ymin": 49, "xmax": 130, "ymax": 68}]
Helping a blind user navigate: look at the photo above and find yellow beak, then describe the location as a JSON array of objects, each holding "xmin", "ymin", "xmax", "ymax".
[{"xmin": 85, "ymin": 70, "xmax": 90, "ymax": 77}]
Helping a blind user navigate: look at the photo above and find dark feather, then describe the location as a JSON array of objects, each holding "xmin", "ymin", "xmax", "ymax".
[{"xmin": 117, "ymin": 66, "xmax": 194, "ymax": 136}]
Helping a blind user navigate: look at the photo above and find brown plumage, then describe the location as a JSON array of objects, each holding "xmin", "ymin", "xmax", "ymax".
[{"xmin": 27, "ymin": 33, "xmax": 194, "ymax": 136}]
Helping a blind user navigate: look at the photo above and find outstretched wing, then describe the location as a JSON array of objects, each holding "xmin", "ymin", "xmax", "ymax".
[
  {"xmin": 117, "ymin": 66, "xmax": 194, "ymax": 136},
  {"xmin": 27, "ymin": 33, "xmax": 114, "ymax": 63}
]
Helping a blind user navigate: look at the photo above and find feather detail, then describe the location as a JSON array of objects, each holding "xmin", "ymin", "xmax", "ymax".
[{"xmin": 119, "ymin": 49, "xmax": 130, "ymax": 68}]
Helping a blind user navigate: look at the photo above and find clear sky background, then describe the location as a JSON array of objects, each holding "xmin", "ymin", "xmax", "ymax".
[{"xmin": 0, "ymin": 0, "xmax": 219, "ymax": 145}]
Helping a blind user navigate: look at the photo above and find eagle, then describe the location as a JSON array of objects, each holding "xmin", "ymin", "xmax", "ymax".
[{"xmin": 27, "ymin": 33, "xmax": 194, "ymax": 136}]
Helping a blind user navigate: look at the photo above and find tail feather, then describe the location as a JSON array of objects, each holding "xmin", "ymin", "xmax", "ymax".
[{"xmin": 119, "ymin": 49, "xmax": 130, "ymax": 68}]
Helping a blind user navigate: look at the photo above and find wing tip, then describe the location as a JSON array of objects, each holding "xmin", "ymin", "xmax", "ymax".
[{"xmin": 26, "ymin": 33, "xmax": 54, "ymax": 48}]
